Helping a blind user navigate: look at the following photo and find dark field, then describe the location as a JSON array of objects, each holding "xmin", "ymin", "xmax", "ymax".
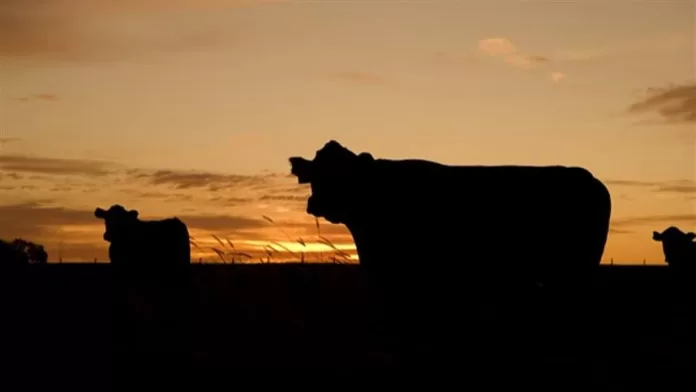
[{"xmin": 2, "ymin": 264, "xmax": 695, "ymax": 388}]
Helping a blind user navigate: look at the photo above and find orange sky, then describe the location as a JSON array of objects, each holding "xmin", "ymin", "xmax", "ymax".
[{"xmin": 1, "ymin": 0, "xmax": 694, "ymax": 264}]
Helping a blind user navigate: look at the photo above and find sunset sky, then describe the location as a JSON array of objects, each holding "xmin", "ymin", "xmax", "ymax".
[{"xmin": 1, "ymin": 0, "xmax": 694, "ymax": 264}]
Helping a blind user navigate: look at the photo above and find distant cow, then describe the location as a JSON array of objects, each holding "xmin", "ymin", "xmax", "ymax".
[
  {"xmin": 289, "ymin": 140, "xmax": 612, "ymax": 294},
  {"xmin": 95, "ymin": 204, "xmax": 191, "ymax": 368},
  {"xmin": 94, "ymin": 204, "xmax": 191, "ymax": 274},
  {"xmin": 653, "ymin": 226, "xmax": 696, "ymax": 271}
]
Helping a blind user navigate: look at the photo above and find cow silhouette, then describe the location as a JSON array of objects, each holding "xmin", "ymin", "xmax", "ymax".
[
  {"xmin": 289, "ymin": 140, "xmax": 613, "ymax": 367},
  {"xmin": 289, "ymin": 140, "xmax": 612, "ymax": 294},
  {"xmin": 94, "ymin": 204, "xmax": 191, "ymax": 272},
  {"xmin": 95, "ymin": 204, "xmax": 191, "ymax": 372},
  {"xmin": 653, "ymin": 226, "xmax": 695, "ymax": 272}
]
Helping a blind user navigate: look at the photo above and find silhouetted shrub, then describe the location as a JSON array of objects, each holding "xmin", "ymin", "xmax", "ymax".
[{"xmin": 0, "ymin": 238, "xmax": 48, "ymax": 264}]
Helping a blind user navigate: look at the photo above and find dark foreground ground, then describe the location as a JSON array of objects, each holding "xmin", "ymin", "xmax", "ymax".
[{"xmin": 1, "ymin": 264, "xmax": 695, "ymax": 388}]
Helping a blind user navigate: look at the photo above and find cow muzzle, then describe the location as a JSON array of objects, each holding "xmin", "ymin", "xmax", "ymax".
[{"xmin": 289, "ymin": 157, "xmax": 313, "ymax": 184}]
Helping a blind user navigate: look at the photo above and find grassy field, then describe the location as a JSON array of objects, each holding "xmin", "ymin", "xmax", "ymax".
[{"xmin": 2, "ymin": 264, "xmax": 694, "ymax": 387}]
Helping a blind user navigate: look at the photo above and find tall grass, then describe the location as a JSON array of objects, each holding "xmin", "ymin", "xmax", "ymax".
[
  {"xmin": 262, "ymin": 215, "xmax": 353, "ymax": 264},
  {"xmin": 188, "ymin": 215, "xmax": 355, "ymax": 264}
]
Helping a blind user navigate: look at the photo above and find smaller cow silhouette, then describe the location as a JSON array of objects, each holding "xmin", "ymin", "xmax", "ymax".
[
  {"xmin": 96, "ymin": 205, "xmax": 191, "ymax": 369},
  {"xmin": 94, "ymin": 204, "xmax": 191, "ymax": 273},
  {"xmin": 653, "ymin": 226, "xmax": 696, "ymax": 271}
]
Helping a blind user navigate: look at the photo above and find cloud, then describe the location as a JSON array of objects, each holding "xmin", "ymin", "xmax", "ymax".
[
  {"xmin": 14, "ymin": 93, "xmax": 59, "ymax": 102},
  {"xmin": 479, "ymin": 38, "xmax": 517, "ymax": 57},
  {"xmin": 610, "ymin": 228, "xmax": 633, "ymax": 235},
  {"xmin": 0, "ymin": 0, "xmax": 252, "ymax": 61},
  {"xmin": 626, "ymin": 83, "xmax": 696, "ymax": 124},
  {"xmin": 611, "ymin": 214, "xmax": 696, "ymax": 229},
  {"xmin": 259, "ymin": 195, "xmax": 307, "ymax": 203},
  {"xmin": 0, "ymin": 155, "xmax": 120, "ymax": 176},
  {"xmin": 605, "ymin": 179, "xmax": 661, "ymax": 187},
  {"xmin": 478, "ymin": 38, "xmax": 549, "ymax": 69},
  {"xmin": 503, "ymin": 53, "xmax": 549, "ymax": 70},
  {"xmin": 0, "ymin": 152, "xmax": 299, "ymax": 212},
  {"xmin": 330, "ymin": 71, "xmax": 391, "ymax": 87},
  {"xmin": 206, "ymin": 196, "xmax": 255, "ymax": 207},
  {"xmin": 129, "ymin": 169, "xmax": 273, "ymax": 191},
  {"xmin": 658, "ymin": 184, "xmax": 696, "ymax": 194},
  {"xmin": 0, "ymin": 137, "xmax": 22, "ymax": 144},
  {"xmin": 550, "ymin": 72, "xmax": 566, "ymax": 83},
  {"xmin": 478, "ymin": 37, "xmax": 561, "ymax": 81},
  {"xmin": 178, "ymin": 213, "xmax": 267, "ymax": 232},
  {"xmin": 556, "ymin": 33, "xmax": 689, "ymax": 63},
  {"xmin": 604, "ymin": 179, "xmax": 696, "ymax": 194},
  {"xmin": 0, "ymin": 172, "xmax": 23, "ymax": 180},
  {"xmin": 0, "ymin": 202, "xmax": 97, "ymax": 241},
  {"xmin": 266, "ymin": 219, "xmax": 353, "ymax": 238}
]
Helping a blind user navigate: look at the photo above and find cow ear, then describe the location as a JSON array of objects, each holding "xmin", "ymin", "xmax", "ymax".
[
  {"xmin": 687, "ymin": 232, "xmax": 696, "ymax": 241},
  {"xmin": 95, "ymin": 208, "xmax": 107, "ymax": 219},
  {"xmin": 129, "ymin": 209, "xmax": 139, "ymax": 219},
  {"xmin": 652, "ymin": 231, "xmax": 662, "ymax": 241}
]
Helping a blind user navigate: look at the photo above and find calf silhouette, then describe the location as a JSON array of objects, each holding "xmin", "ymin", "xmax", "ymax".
[
  {"xmin": 289, "ymin": 140, "xmax": 612, "ymax": 293},
  {"xmin": 95, "ymin": 205, "xmax": 191, "ymax": 373},
  {"xmin": 653, "ymin": 226, "xmax": 695, "ymax": 271},
  {"xmin": 94, "ymin": 204, "xmax": 191, "ymax": 272}
]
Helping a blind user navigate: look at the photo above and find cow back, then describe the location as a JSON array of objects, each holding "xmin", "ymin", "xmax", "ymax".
[{"xmin": 341, "ymin": 159, "xmax": 611, "ymax": 291}]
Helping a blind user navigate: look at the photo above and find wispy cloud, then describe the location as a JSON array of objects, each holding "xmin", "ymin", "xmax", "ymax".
[
  {"xmin": 0, "ymin": 0, "xmax": 257, "ymax": 61},
  {"xmin": 0, "ymin": 155, "xmax": 120, "ymax": 176},
  {"xmin": 479, "ymin": 38, "xmax": 517, "ymax": 57},
  {"xmin": 610, "ymin": 228, "xmax": 634, "ymax": 235},
  {"xmin": 259, "ymin": 195, "xmax": 307, "ymax": 202},
  {"xmin": 14, "ymin": 93, "xmax": 59, "ymax": 102},
  {"xmin": 0, "ymin": 201, "xmax": 97, "ymax": 240},
  {"xmin": 605, "ymin": 179, "xmax": 696, "ymax": 194},
  {"xmin": 503, "ymin": 53, "xmax": 549, "ymax": 70},
  {"xmin": 0, "ymin": 152, "xmax": 303, "ymax": 210},
  {"xmin": 611, "ymin": 214, "xmax": 696, "ymax": 229},
  {"xmin": 556, "ymin": 32, "xmax": 689, "ymax": 62},
  {"xmin": 658, "ymin": 184, "xmax": 696, "ymax": 194},
  {"xmin": 478, "ymin": 37, "xmax": 562, "ymax": 81},
  {"xmin": 128, "ymin": 169, "xmax": 271, "ymax": 191},
  {"xmin": 550, "ymin": 72, "xmax": 566, "ymax": 83},
  {"xmin": 626, "ymin": 82, "xmax": 696, "ymax": 124},
  {"xmin": 0, "ymin": 172, "xmax": 23, "ymax": 181},
  {"xmin": 605, "ymin": 179, "xmax": 661, "ymax": 187}
]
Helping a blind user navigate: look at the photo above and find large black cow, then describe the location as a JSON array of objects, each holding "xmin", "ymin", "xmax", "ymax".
[
  {"xmin": 653, "ymin": 226, "xmax": 695, "ymax": 271},
  {"xmin": 290, "ymin": 140, "xmax": 612, "ymax": 296},
  {"xmin": 290, "ymin": 140, "xmax": 612, "ymax": 367}
]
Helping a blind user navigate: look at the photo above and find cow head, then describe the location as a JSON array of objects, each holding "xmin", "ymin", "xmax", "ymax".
[
  {"xmin": 94, "ymin": 204, "xmax": 139, "ymax": 243},
  {"xmin": 289, "ymin": 140, "xmax": 375, "ymax": 224},
  {"xmin": 653, "ymin": 227, "xmax": 696, "ymax": 243},
  {"xmin": 653, "ymin": 226, "xmax": 696, "ymax": 263}
]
